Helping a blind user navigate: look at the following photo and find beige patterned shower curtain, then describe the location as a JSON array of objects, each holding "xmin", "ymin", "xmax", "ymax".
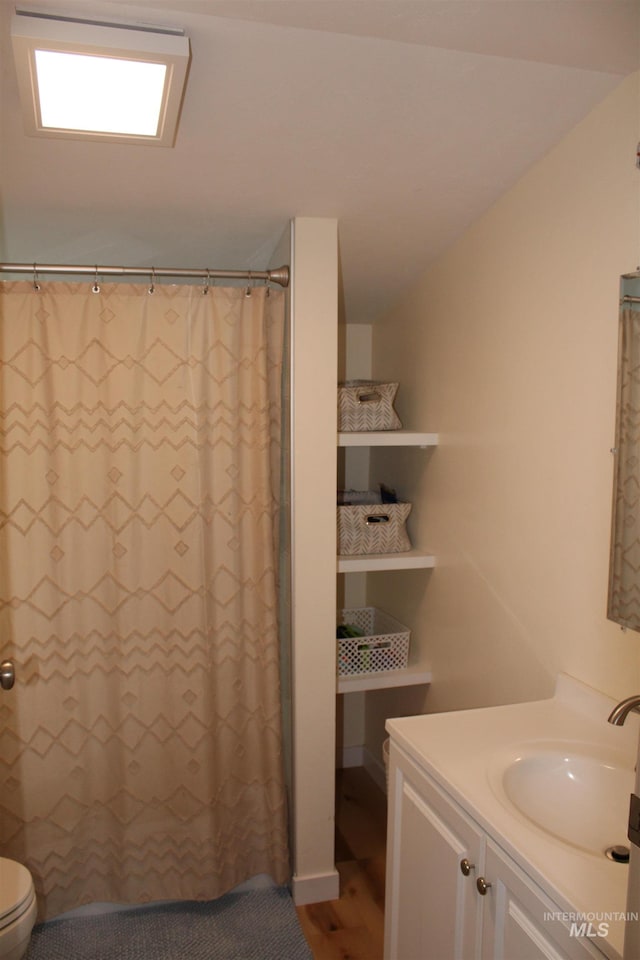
[
  {"xmin": 609, "ymin": 304, "xmax": 640, "ymax": 630},
  {"xmin": 0, "ymin": 280, "xmax": 289, "ymax": 918}
]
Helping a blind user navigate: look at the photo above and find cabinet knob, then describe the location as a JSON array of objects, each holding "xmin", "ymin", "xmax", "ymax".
[
  {"xmin": 0, "ymin": 660, "xmax": 15, "ymax": 691},
  {"xmin": 460, "ymin": 858, "xmax": 474, "ymax": 877},
  {"xmin": 476, "ymin": 876, "xmax": 492, "ymax": 896}
]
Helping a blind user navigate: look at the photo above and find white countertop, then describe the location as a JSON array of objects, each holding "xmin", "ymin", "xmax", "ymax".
[{"xmin": 386, "ymin": 674, "xmax": 640, "ymax": 960}]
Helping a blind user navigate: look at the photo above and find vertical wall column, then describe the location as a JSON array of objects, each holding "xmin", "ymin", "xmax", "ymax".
[{"xmin": 290, "ymin": 217, "xmax": 340, "ymax": 904}]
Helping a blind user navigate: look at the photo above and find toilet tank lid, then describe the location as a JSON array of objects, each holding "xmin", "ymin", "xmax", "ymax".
[{"xmin": 0, "ymin": 858, "xmax": 34, "ymax": 922}]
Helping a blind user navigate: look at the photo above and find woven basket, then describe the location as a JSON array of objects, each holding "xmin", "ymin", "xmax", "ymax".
[
  {"xmin": 337, "ymin": 607, "xmax": 410, "ymax": 676},
  {"xmin": 338, "ymin": 380, "xmax": 402, "ymax": 431},
  {"xmin": 337, "ymin": 499, "xmax": 411, "ymax": 556}
]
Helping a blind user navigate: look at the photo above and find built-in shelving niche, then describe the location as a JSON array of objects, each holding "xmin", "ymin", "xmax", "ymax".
[{"xmin": 337, "ymin": 430, "xmax": 437, "ymax": 693}]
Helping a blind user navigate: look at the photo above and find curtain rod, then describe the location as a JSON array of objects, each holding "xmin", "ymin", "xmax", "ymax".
[
  {"xmin": 623, "ymin": 296, "xmax": 640, "ymax": 303},
  {"xmin": 0, "ymin": 262, "xmax": 290, "ymax": 287}
]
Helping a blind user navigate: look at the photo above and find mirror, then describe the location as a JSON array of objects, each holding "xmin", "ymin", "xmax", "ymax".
[{"xmin": 608, "ymin": 272, "xmax": 640, "ymax": 631}]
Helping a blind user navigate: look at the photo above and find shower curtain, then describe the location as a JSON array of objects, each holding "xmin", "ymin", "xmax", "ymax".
[
  {"xmin": 609, "ymin": 304, "xmax": 640, "ymax": 630},
  {"xmin": 0, "ymin": 279, "xmax": 289, "ymax": 918}
]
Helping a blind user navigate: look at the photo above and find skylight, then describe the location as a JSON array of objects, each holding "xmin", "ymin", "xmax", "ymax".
[{"xmin": 11, "ymin": 9, "xmax": 191, "ymax": 146}]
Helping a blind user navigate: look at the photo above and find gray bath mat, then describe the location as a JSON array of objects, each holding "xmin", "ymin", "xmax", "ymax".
[{"xmin": 26, "ymin": 883, "xmax": 313, "ymax": 960}]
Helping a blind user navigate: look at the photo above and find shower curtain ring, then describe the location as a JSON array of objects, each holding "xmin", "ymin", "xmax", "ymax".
[
  {"xmin": 148, "ymin": 268, "xmax": 155, "ymax": 295},
  {"xmin": 32, "ymin": 264, "xmax": 40, "ymax": 291},
  {"xmin": 245, "ymin": 271, "xmax": 252, "ymax": 298},
  {"xmin": 92, "ymin": 266, "xmax": 100, "ymax": 294},
  {"xmin": 203, "ymin": 270, "xmax": 210, "ymax": 295}
]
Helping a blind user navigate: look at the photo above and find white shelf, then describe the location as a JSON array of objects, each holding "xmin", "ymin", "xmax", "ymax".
[
  {"xmin": 338, "ymin": 662, "xmax": 433, "ymax": 694},
  {"xmin": 338, "ymin": 430, "xmax": 438, "ymax": 447},
  {"xmin": 336, "ymin": 426, "xmax": 436, "ymax": 692},
  {"xmin": 338, "ymin": 549, "xmax": 435, "ymax": 573}
]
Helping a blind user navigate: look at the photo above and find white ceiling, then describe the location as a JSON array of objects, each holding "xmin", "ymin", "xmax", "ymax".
[{"xmin": 1, "ymin": 0, "xmax": 638, "ymax": 321}]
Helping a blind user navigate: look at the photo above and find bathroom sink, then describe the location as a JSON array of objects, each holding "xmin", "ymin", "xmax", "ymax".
[{"xmin": 498, "ymin": 744, "xmax": 634, "ymax": 856}]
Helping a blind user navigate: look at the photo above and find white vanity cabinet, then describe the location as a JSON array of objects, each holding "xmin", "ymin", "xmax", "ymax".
[
  {"xmin": 480, "ymin": 839, "xmax": 606, "ymax": 960},
  {"xmin": 385, "ymin": 744, "xmax": 608, "ymax": 960},
  {"xmin": 385, "ymin": 751, "xmax": 482, "ymax": 959}
]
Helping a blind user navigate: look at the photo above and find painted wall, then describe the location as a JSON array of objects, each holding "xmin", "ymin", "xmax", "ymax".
[{"xmin": 366, "ymin": 72, "xmax": 640, "ymax": 732}]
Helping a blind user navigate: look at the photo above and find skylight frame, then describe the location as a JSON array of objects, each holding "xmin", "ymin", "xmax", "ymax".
[{"xmin": 11, "ymin": 9, "xmax": 191, "ymax": 147}]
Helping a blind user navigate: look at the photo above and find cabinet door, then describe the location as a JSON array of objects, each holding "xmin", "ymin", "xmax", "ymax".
[
  {"xmin": 385, "ymin": 756, "xmax": 484, "ymax": 960},
  {"xmin": 481, "ymin": 840, "xmax": 606, "ymax": 960}
]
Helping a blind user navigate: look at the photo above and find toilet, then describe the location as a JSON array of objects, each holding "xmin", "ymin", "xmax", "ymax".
[{"xmin": 0, "ymin": 859, "xmax": 36, "ymax": 960}]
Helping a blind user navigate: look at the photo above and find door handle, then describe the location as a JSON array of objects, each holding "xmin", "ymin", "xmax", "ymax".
[{"xmin": 1, "ymin": 660, "xmax": 15, "ymax": 690}]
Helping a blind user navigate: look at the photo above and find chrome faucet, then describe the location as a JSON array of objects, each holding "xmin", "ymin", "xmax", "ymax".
[{"xmin": 608, "ymin": 695, "xmax": 640, "ymax": 726}]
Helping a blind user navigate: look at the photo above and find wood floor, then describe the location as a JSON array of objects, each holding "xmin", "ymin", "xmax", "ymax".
[{"xmin": 296, "ymin": 766, "xmax": 388, "ymax": 960}]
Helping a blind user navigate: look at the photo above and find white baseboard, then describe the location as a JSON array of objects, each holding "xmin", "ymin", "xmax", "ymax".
[
  {"xmin": 340, "ymin": 744, "xmax": 365, "ymax": 768},
  {"xmin": 291, "ymin": 868, "xmax": 340, "ymax": 905},
  {"xmin": 339, "ymin": 742, "xmax": 388, "ymax": 794},
  {"xmin": 363, "ymin": 744, "xmax": 387, "ymax": 794}
]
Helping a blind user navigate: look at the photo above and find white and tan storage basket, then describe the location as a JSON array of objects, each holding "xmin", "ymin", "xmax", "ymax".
[
  {"xmin": 338, "ymin": 380, "xmax": 402, "ymax": 432},
  {"xmin": 337, "ymin": 492, "xmax": 411, "ymax": 556},
  {"xmin": 337, "ymin": 607, "xmax": 410, "ymax": 676}
]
